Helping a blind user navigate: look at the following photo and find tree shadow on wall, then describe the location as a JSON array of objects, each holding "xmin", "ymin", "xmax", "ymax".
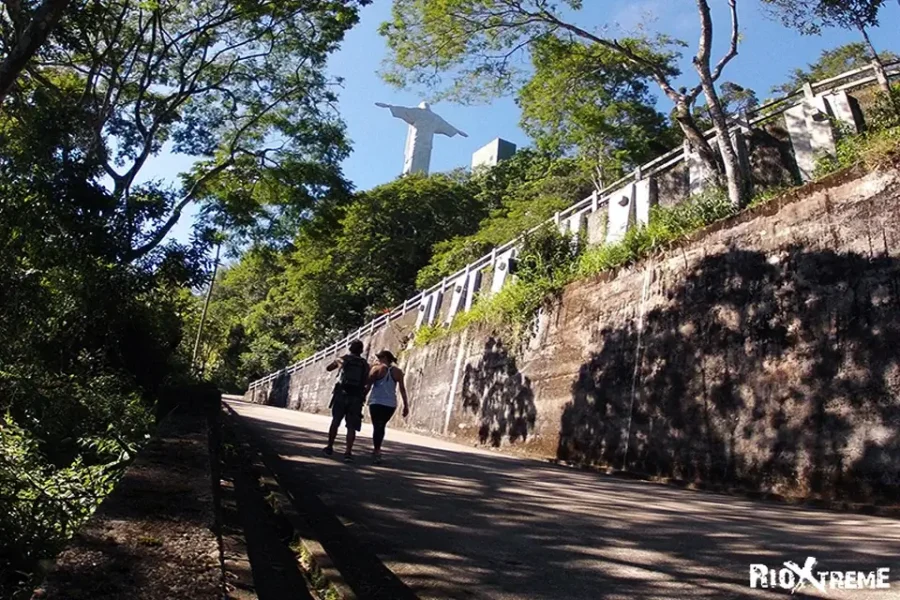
[
  {"xmin": 267, "ymin": 370, "xmax": 290, "ymax": 409},
  {"xmin": 559, "ymin": 246, "xmax": 900, "ymax": 504},
  {"xmin": 461, "ymin": 337, "xmax": 537, "ymax": 447}
]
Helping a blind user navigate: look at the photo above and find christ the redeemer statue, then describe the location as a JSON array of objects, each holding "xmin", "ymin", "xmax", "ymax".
[{"xmin": 375, "ymin": 101, "xmax": 468, "ymax": 175}]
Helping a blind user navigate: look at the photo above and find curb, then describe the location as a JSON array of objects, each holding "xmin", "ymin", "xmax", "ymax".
[
  {"xmin": 223, "ymin": 403, "xmax": 419, "ymax": 600},
  {"xmin": 223, "ymin": 403, "xmax": 356, "ymax": 600}
]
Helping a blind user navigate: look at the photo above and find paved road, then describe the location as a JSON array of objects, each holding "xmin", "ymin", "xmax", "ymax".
[{"xmin": 226, "ymin": 401, "xmax": 900, "ymax": 600}]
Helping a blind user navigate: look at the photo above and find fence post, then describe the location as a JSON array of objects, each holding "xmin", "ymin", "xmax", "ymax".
[
  {"xmin": 590, "ymin": 190, "xmax": 599, "ymax": 213},
  {"xmin": 872, "ymin": 59, "xmax": 890, "ymax": 90},
  {"xmin": 802, "ymin": 81, "xmax": 815, "ymax": 102}
]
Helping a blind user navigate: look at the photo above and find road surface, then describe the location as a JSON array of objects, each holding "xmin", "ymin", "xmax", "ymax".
[{"xmin": 226, "ymin": 401, "xmax": 900, "ymax": 600}]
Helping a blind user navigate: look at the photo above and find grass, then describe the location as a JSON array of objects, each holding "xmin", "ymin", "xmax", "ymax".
[
  {"xmin": 814, "ymin": 124, "xmax": 900, "ymax": 178},
  {"xmin": 137, "ymin": 535, "xmax": 163, "ymax": 547},
  {"xmin": 291, "ymin": 539, "xmax": 341, "ymax": 600},
  {"xmin": 413, "ymin": 322, "xmax": 445, "ymax": 346},
  {"xmin": 412, "ymin": 121, "xmax": 900, "ymax": 352}
]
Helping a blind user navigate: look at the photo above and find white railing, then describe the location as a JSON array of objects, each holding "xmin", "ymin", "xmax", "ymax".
[{"xmin": 247, "ymin": 60, "xmax": 900, "ymax": 391}]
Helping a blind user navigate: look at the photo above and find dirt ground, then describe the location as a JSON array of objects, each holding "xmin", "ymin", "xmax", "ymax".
[{"xmin": 33, "ymin": 412, "xmax": 222, "ymax": 600}]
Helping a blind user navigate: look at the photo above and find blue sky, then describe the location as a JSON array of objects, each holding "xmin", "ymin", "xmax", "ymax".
[{"xmin": 152, "ymin": 0, "xmax": 899, "ymax": 244}]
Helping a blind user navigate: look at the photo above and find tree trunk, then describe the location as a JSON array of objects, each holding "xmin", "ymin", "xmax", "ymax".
[
  {"xmin": 192, "ymin": 242, "xmax": 222, "ymax": 376},
  {"xmin": 696, "ymin": 68, "xmax": 748, "ymax": 208},
  {"xmin": 0, "ymin": 0, "xmax": 71, "ymax": 104},
  {"xmin": 859, "ymin": 25, "xmax": 892, "ymax": 96},
  {"xmin": 673, "ymin": 99, "xmax": 722, "ymax": 177}
]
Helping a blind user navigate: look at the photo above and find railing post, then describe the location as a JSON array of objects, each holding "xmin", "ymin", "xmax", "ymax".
[
  {"xmin": 873, "ymin": 59, "xmax": 890, "ymax": 90},
  {"xmin": 590, "ymin": 190, "xmax": 599, "ymax": 213},
  {"xmin": 802, "ymin": 81, "xmax": 815, "ymax": 102}
]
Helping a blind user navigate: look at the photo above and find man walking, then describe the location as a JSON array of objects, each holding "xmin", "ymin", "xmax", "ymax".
[{"xmin": 323, "ymin": 340, "xmax": 369, "ymax": 462}]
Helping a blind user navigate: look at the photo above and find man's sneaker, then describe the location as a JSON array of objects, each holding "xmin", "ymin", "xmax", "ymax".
[
  {"xmin": 343, "ymin": 454, "xmax": 354, "ymax": 463},
  {"xmin": 372, "ymin": 452, "xmax": 383, "ymax": 465},
  {"xmin": 323, "ymin": 446, "xmax": 334, "ymax": 456}
]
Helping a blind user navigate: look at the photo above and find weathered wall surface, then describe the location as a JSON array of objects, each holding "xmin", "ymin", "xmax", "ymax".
[{"xmin": 251, "ymin": 163, "xmax": 900, "ymax": 503}]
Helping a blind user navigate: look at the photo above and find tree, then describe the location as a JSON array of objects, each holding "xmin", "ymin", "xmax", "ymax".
[
  {"xmin": 763, "ymin": 0, "xmax": 893, "ymax": 94},
  {"xmin": 770, "ymin": 42, "xmax": 898, "ymax": 95},
  {"xmin": 0, "ymin": 0, "xmax": 71, "ymax": 103},
  {"xmin": 12, "ymin": 0, "xmax": 370, "ymax": 263},
  {"xmin": 0, "ymin": 0, "xmax": 371, "ymax": 579},
  {"xmin": 719, "ymin": 82, "xmax": 759, "ymax": 116},
  {"xmin": 194, "ymin": 171, "xmax": 485, "ymax": 387},
  {"xmin": 380, "ymin": 0, "xmax": 751, "ymax": 208},
  {"xmin": 416, "ymin": 149, "xmax": 594, "ymax": 288},
  {"xmin": 517, "ymin": 35, "xmax": 678, "ymax": 190}
]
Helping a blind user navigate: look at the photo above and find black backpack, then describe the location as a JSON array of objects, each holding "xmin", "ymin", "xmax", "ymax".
[{"xmin": 338, "ymin": 355, "xmax": 369, "ymax": 391}]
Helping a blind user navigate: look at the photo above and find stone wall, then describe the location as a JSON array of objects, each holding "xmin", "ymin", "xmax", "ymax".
[{"xmin": 250, "ymin": 162, "xmax": 900, "ymax": 503}]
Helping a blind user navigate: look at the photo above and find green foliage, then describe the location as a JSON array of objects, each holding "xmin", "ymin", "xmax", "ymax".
[
  {"xmin": 0, "ymin": 415, "xmax": 117, "ymax": 560},
  {"xmin": 7, "ymin": 0, "xmax": 371, "ymax": 261},
  {"xmin": 578, "ymin": 190, "xmax": 735, "ymax": 278},
  {"xmin": 518, "ymin": 35, "xmax": 678, "ymax": 183},
  {"xmin": 435, "ymin": 191, "xmax": 735, "ymax": 348},
  {"xmin": 867, "ymin": 84, "xmax": 900, "ymax": 131},
  {"xmin": 747, "ymin": 185, "xmax": 794, "ymax": 209},
  {"xmin": 414, "ymin": 323, "xmax": 446, "ymax": 346},
  {"xmin": 450, "ymin": 226, "xmax": 582, "ymax": 345},
  {"xmin": 762, "ymin": 0, "xmax": 888, "ymax": 36},
  {"xmin": 195, "ymin": 173, "xmax": 481, "ymax": 387},
  {"xmin": 379, "ymin": 0, "xmax": 686, "ymax": 106},
  {"xmin": 814, "ymin": 122, "xmax": 900, "ymax": 177},
  {"xmin": 0, "ymin": 0, "xmax": 369, "ymax": 588},
  {"xmin": 416, "ymin": 150, "xmax": 593, "ymax": 288},
  {"xmin": 769, "ymin": 43, "xmax": 898, "ymax": 95}
]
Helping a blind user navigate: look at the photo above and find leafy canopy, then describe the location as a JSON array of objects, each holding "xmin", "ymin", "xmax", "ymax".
[
  {"xmin": 517, "ymin": 35, "xmax": 678, "ymax": 185},
  {"xmin": 17, "ymin": 0, "xmax": 371, "ymax": 261}
]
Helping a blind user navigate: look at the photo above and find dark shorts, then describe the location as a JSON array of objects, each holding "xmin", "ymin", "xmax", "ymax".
[{"xmin": 331, "ymin": 391, "xmax": 364, "ymax": 432}]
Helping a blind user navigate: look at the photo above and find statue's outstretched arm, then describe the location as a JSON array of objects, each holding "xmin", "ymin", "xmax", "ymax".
[
  {"xmin": 376, "ymin": 102, "xmax": 417, "ymax": 125},
  {"xmin": 433, "ymin": 117, "xmax": 468, "ymax": 138}
]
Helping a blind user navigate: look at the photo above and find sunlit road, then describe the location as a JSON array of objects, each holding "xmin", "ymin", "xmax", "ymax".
[{"xmin": 226, "ymin": 400, "xmax": 900, "ymax": 600}]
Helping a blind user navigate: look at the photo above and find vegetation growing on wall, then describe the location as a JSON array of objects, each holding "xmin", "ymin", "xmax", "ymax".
[
  {"xmin": 435, "ymin": 103, "xmax": 900, "ymax": 351},
  {"xmin": 443, "ymin": 190, "xmax": 737, "ymax": 347}
]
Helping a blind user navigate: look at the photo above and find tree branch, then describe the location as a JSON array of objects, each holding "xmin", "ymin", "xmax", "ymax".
[
  {"xmin": 0, "ymin": 0, "xmax": 71, "ymax": 103},
  {"xmin": 122, "ymin": 157, "xmax": 235, "ymax": 262},
  {"xmin": 525, "ymin": 6, "xmax": 687, "ymax": 105},
  {"xmin": 708, "ymin": 0, "xmax": 739, "ymax": 84}
]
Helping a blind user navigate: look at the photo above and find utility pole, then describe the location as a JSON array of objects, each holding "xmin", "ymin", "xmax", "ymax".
[{"xmin": 192, "ymin": 241, "xmax": 222, "ymax": 376}]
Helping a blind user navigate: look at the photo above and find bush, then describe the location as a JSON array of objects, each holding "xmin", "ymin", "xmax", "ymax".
[
  {"xmin": 814, "ymin": 124, "xmax": 900, "ymax": 178},
  {"xmin": 578, "ymin": 189, "xmax": 734, "ymax": 279},
  {"xmin": 867, "ymin": 83, "xmax": 900, "ymax": 132},
  {"xmin": 414, "ymin": 322, "xmax": 446, "ymax": 346},
  {"xmin": 436, "ymin": 190, "xmax": 735, "ymax": 348}
]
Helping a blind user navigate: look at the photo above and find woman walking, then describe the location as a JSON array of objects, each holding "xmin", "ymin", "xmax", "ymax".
[{"xmin": 367, "ymin": 350, "xmax": 410, "ymax": 464}]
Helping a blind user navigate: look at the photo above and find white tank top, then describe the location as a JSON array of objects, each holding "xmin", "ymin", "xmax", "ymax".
[{"xmin": 368, "ymin": 366, "xmax": 398, "ymax": 408}]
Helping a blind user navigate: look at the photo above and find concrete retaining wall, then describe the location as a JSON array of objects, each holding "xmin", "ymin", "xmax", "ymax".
[{"xmin": 250, "ymin": 162, "xmax": 900, "ymax": 503}]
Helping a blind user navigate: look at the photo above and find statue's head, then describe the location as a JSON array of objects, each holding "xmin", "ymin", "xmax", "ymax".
[{"xmin": 418, "ymin": 101, "xmax": 431, "ymax": 111}]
